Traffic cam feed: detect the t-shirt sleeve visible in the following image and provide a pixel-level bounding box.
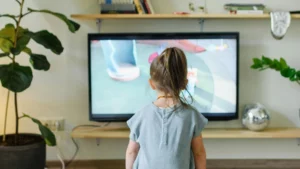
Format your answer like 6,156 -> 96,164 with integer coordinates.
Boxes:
193,111 -> 208,138
126,112 -> 142,142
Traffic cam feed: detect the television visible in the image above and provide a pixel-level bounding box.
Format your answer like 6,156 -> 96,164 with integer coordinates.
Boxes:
88,32 -> 239,122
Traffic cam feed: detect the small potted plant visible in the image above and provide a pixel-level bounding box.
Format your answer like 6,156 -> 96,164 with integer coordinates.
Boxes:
0,0 -> 80,169
188,0 -> 207,13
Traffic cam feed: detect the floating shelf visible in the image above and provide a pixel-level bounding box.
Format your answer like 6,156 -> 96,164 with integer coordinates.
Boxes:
70,14 -> 300,20
72,127 -> 300,139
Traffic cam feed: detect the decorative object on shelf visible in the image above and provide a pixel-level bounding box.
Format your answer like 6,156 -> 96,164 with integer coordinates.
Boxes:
270,11 -> 291,40
189,0 -> 207,13
224,3 -> 265,15
0,0 -> 80,169
242,103 -> 270,131
251,56 -> 300,85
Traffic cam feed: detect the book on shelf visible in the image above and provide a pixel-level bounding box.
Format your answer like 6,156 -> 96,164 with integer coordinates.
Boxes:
101,10 -> 138,14
100,4 -> 137,14
98,0 -> 133,4
145,0 -> 155,14
224,3 -> 265,11
133,0 -> 144,14
100,4 -> 136,11
230,10 -> 264,15
98,0 -> 155,14
140,0 -> 149,14
138,0 -> 155,14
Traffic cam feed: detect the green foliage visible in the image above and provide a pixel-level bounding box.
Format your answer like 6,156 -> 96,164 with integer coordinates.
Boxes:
188,2 -> 205,12
30,54 -> 50,71
22,114 -> 56,146
0,24 -> 16,41
27,30 -> 63,55
0,38 -> 13,53
0,63 -> 33,92
28,8 -> 80,33
0,0 -> 80,146
13,27 -> 31,55
251,56 -> 300,85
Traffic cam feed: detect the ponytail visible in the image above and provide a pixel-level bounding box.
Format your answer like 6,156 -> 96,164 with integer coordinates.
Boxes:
150,47 -> 193,107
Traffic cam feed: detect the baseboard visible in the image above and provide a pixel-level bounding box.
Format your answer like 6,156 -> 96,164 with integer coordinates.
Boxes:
47,159 -> 300,169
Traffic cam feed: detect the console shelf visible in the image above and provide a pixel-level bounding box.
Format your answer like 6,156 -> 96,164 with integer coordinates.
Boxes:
71,127 -> 300,139
71,14 -> 300,20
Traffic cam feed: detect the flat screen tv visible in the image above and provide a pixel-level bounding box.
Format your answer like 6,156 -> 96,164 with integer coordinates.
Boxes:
88,32 -> 239,122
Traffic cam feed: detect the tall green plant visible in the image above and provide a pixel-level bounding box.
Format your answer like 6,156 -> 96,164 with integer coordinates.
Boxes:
251,56 -> 300,85
0,0 -> 80,146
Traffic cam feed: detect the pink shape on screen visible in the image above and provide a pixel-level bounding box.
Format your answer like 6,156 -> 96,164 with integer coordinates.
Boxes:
148,52 -> 159,64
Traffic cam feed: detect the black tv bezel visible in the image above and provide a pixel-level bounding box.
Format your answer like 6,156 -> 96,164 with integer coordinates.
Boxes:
88,32 -> 239,122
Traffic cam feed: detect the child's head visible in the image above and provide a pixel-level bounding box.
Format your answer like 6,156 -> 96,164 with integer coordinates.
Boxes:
149,47 -> 191,104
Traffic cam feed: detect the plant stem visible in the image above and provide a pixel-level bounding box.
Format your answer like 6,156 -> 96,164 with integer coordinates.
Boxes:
0,14 -> 18,24
12,0 -> 25,144
259,66 -> 270,71
14,92 -> 19,144
2,90 -> 10,142
15,0 -> 21,5
19,11 -> 32,18
13,0 -> 25,54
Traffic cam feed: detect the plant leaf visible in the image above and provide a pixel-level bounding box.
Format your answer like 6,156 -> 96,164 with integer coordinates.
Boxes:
22,114 -> 57,146
0,24 -> 15,41
262,56 -> 272,65
280,58 -> 288,69
0,53 -> 9,58
280,68 -> 295,78
253,58 -> 261,65
30,54 -> 50,71
0,38 -> 13,53
0,24 -> 15,53
288,68 -> 296,77
273,59 -> 281,71
0,63 -> 33,92
251,58 -> 263,69
28,8 -> 80,33
280,68 -> 289,78
290,75 -> 297,81
22,47 -> 32,55
27,30 -> 64,55
251,64 -> 262,69
12,27 -> 31,55
296,71 -> 300,78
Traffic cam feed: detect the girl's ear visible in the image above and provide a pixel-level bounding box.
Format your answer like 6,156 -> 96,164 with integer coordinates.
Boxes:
149,79 -> 156,90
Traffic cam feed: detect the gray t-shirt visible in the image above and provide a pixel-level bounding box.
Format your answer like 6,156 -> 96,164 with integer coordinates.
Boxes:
127,103 -> 208,169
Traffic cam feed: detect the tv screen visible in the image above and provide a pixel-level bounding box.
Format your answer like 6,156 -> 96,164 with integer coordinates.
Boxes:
88,33 -> 239,121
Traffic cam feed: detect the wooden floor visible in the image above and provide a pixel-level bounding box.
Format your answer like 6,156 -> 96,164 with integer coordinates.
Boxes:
47,160 -> 300,169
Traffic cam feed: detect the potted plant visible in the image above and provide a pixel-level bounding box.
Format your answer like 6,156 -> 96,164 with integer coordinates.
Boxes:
0,0 -> 80,169
251,56 -> 300,85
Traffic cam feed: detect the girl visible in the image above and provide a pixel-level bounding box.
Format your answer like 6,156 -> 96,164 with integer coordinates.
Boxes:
126,47 -> 208,169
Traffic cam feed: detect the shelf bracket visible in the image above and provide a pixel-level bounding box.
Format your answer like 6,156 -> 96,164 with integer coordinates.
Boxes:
96,19 -> 102,32
96,138 -> 101,146
199,19 -> 205,32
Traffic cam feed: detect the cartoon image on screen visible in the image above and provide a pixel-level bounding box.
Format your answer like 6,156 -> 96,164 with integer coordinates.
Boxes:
90,38 -> 237,115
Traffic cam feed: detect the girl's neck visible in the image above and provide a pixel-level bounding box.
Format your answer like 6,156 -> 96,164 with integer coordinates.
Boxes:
154,93 -> 178,108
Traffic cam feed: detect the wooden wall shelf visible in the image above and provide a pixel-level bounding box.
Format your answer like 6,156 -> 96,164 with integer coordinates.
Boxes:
71,14 -> 300,20
72,127 -> 300,139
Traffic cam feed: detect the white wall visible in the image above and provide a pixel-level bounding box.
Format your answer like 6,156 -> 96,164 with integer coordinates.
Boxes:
0,0 -> 300,161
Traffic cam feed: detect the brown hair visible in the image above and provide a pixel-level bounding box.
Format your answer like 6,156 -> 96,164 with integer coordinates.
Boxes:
150,47 -> 192,106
